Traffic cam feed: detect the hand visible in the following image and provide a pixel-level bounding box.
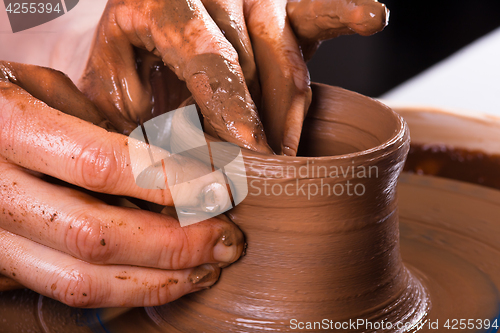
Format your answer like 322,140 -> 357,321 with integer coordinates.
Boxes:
0,61 -> 245,308
243,0 -> 388,155
78,0 -> 387,156
287,0 -> 389,60
78,0 -> 273,154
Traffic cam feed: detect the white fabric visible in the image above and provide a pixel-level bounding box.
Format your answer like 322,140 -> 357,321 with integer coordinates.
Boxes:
0,0 -> 106,82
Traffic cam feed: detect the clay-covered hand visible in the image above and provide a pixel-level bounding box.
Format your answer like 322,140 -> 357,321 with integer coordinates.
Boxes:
78,0 -> 273,154
78,0 -> 387,157
248,0 -> 389,155
0,61 -> 245,308
202,0 -> 388,156
287,0 -> 389,60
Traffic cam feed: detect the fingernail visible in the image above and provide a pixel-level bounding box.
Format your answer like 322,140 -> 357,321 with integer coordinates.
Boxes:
213,230 -> 242,263
200,183 -> 231,213
188,264 -> 220,289
213,241 -> 238,264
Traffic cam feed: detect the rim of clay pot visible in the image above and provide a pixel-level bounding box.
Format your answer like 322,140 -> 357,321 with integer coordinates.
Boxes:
239,83 -> 408,164
171,83 -> 409,180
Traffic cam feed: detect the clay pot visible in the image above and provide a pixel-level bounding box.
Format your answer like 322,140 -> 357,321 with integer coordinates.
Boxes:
142,84 -> 428,332
0,84 -> 429,332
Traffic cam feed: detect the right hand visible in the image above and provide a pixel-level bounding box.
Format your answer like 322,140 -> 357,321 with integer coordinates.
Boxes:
78,0 -> 388,156
0,61 -> 245,308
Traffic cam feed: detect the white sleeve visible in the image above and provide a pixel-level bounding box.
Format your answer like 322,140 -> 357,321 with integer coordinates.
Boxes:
0,0 -> 107,82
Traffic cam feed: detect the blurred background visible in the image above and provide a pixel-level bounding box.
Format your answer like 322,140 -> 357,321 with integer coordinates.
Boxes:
307,0 -> 500,97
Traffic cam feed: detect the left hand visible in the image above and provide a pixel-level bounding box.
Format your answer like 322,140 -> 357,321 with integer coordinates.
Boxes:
0,61 -> 245,306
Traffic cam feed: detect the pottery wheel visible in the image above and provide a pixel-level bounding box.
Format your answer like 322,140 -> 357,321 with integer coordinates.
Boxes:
397,173 -> 500,333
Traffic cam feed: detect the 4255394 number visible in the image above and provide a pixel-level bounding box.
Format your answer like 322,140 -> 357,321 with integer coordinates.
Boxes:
5,2 -> 62,14
444,319 -> 499,330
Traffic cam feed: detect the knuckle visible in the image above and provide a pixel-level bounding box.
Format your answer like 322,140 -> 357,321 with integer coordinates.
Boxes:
72,139 -> 122,192
183,24 -> 239,63
64,214 -> 114,264
162,228 -> 192,269
145,277 -> 179,306
289,60 -> 311,93
0,86 -> 21,154
53,268 -> 98,308
155,283 -> 175,305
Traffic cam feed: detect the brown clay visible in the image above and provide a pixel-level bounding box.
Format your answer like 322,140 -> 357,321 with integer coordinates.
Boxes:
135,84 -> 429,331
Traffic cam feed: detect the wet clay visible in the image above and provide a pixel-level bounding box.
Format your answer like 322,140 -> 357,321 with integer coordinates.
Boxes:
201,0 -> 261,104
183,53 -> 270,153
125,85 -> 500,332
133,84 -> 430,331
3,173 -> 500,332
100,174 -> 500,333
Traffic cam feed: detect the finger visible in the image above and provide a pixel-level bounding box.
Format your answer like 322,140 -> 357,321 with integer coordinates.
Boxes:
145,0 -> 272,153
287,0 -> 389,59
0,81 -> 227,209
0,61 -> 114,131
0,163 -> 244,269
138,49 -> 192,120
200,0 -> 261,104
245,0 -> 312,156
0,229 -> 220,307
78,2 -> 151,135
81,0 -> 272,153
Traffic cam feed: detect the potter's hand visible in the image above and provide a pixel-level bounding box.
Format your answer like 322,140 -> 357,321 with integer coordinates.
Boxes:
0,62 -> 244,308
78,0 -> 387,157
77,0 -> 312,156
195,0 -> 388,156
79,0 -> 273,154
251,0 -> 389,155
287,0 -> 389,60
